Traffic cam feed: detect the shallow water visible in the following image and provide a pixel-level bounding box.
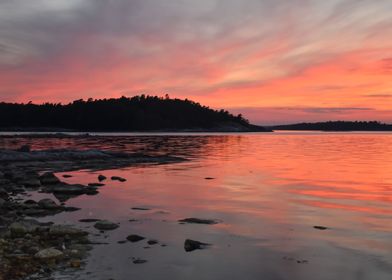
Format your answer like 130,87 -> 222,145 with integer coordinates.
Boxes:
3,132 -> 392,280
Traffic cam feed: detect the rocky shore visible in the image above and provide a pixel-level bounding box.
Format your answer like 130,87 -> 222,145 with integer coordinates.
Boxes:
0,147 -> 186,280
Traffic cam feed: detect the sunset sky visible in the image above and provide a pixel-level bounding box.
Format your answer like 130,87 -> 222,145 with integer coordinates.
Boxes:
0,0 -> 391,124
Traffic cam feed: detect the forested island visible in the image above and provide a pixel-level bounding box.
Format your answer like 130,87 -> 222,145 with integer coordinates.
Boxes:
0,95 -> 270,132
272,121 -> 392,131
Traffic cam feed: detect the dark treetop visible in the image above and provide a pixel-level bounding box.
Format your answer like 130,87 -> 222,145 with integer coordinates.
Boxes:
271,121 -> 392,131
0,95 -> 270,132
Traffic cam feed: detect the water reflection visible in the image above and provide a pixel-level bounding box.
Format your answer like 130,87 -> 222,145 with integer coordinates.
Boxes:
1,132 -> 392,279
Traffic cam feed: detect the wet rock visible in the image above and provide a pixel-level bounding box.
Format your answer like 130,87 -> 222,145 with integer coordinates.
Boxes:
88,183 -> 105,187
131,207 -> 150,211
35,248 -> 63,260
313,226 -> 328,230
133,258 -> 147,264
49,225 -> 88,237
98,175 -> 106,182
79,219 -> 101,223
179,218 -> 219,225
9,220 -> 40,237
63,206 -> 81,212
111,176 -> 126,182
0,188 -> 9,199
19,178 -> 41,188
184,239 -> 210,252
85,186 -> 99,195
147,239 -> 158,245
38,198 -> 59,209
23,199 -> 38,208
0,197 -> 5,207
39,172 -> 60,185
126,234 -> 145,242
69,259 -> 81,268
50,183 -> 86,195
93,220 -> 119,231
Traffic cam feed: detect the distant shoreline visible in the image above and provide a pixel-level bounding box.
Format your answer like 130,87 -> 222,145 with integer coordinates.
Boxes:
269,121 -> 392,132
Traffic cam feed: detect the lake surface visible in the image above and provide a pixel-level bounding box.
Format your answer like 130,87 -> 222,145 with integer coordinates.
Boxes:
2,132 -> 391,280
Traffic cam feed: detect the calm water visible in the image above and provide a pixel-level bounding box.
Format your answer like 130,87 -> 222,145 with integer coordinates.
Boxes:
2,132 -> 391,280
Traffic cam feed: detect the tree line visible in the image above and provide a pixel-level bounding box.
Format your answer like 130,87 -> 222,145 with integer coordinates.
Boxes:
0,95 -> 259,131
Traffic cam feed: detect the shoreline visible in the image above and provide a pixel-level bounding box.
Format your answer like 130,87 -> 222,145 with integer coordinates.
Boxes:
0,148 -> 186,279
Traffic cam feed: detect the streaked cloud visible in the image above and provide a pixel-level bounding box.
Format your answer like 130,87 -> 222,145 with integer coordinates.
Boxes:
0,0 -> 391,123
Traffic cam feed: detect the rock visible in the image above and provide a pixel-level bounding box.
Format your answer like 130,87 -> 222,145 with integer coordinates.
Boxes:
63,206 -> 81,212
85,186 -> 99,195
49,225 -> 88,237
133,258 -> 147,264
0,188 -> 9,198
69,259 -> 81,268
178,218 -> 218,225
313,226 -> 328,230
184,239 -> 210,252
126,234 -> 145,242
62,174 -> 72,178
117,240 -> 127,244
79,219 -> 101,223
147,239 -> 158,245
35,248 -> 63,260
111,176 -> 126,182
38,198 -> 59,209
23,199 -> 38,208
19,178 -> 41,188
51,183 -> 86,195
9,220 -> 40,237
93,220 -> 119,230
204,177 -> 215,180
131,207 -> 150,211
98,175 -> 106,182
39,172 -> 60,185
88,183 -> 105,187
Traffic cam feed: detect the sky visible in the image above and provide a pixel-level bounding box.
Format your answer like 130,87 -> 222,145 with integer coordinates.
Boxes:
0,0 -> 391,124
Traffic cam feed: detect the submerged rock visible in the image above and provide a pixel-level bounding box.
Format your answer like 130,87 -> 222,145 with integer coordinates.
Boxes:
79,219 -> 102,223
313,226 -> 328,230
184,239 -> 210,252
179,218 -> 219,225
131,207 -> 150,211
147,239 -> 158,245
93,220 -> 119,231
88,183 -> 105,187
111,176 -> 126,182
126,234 -> 145,242
133,258 -> 147,264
